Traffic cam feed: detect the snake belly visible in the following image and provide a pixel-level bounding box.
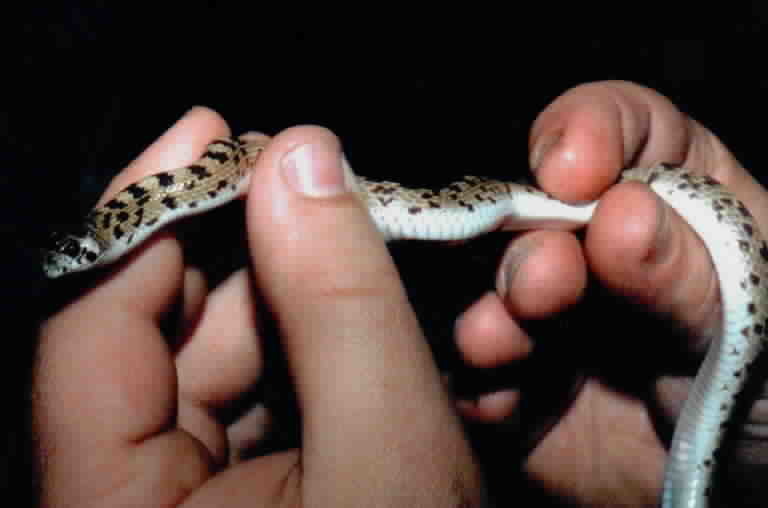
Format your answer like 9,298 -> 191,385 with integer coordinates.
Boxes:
42,136 -> 768,507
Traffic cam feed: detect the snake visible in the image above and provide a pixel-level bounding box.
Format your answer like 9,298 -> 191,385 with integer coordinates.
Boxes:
41,134 -> 768,507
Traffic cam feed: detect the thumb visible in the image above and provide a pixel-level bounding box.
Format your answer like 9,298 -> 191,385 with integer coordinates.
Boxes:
244,126 -> 482,505
586,181 -> 722,355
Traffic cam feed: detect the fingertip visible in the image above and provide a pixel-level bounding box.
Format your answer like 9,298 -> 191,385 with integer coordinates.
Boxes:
100,106 -> 232,203
455,292 -> 532,368
245,125 -> 390,288
498,231 -> 587,319
530,95 -> 627,201
585,182 -> 665,294
586,181 -> 721,344
529,80 -> 688,202
457,390 -> 519,422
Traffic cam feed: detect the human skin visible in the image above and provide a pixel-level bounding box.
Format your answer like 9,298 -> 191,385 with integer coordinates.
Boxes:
454,80 -> 768,506
34,110 -> 484,507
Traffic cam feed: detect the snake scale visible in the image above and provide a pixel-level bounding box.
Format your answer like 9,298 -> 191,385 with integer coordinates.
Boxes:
42,134 -> 768,508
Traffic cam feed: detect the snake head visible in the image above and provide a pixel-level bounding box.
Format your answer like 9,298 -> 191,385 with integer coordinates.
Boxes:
42,230 -> 103,278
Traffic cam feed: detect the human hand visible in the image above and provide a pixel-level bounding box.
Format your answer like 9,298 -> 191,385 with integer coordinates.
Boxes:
35,107 -> 483,507
454,80 -> 768,506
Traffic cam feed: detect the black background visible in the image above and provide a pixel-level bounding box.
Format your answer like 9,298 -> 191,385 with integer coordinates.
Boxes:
5,5 -> 768,506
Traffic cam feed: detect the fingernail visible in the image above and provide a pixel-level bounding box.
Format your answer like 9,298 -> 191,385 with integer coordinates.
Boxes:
530,131 -> 562,172
281,143 -> 353,197
648,194 -> 674,266
496,246 -> 527,299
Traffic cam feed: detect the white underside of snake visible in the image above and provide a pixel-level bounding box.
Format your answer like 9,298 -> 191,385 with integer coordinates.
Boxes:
43,135 -> 768,508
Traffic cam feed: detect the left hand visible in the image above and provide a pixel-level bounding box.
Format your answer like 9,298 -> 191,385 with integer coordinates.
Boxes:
454,80 -> 768,506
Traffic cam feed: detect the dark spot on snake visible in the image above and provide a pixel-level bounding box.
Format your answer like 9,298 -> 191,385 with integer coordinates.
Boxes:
761,242 -> 768,262
743,223 -> 754,237
680,172 -> 691,179
755,323 -> 764,336
712,201 -> 724,211
734,369 -> 743,378
748,303 -> 757,315
208,191 -> 218,199
702,175 -> 719,186
721,197 -> 733,206
101,212 -> 112,229
458,200 -> 475,212
182,181 -> 196,191
408,207 -> 422,215
647,172 -> 659,184
188,201 -> 198,208
211,138 -> 238,151
487,196 -> 496,204
448,183 -> 464,193
155,172 -> 175,187
217,180 -> 229,191
659,162 -> 677,170
188,164 -> 212,179
204,150 -> 229,164
113,224 -> 124,239
85,251 -> 98,262
146,217 -> 158,227
739,240 -> 750,252
742,327 -> 751,337
133,208 -> 144,227
421,192 -> 434,199
704,459 -> 713,468
161,196 -> 178,210
105,199 -> 128,210
691,182 -> 701,190
116,211 -> 130,223
677,183 -> 689,190
751,273 -> 760,286
378,197 -> 394,206
429,202 -> 440,208
136,195 -> 151,206
737,202 -> 751,218
125,183 -> 148,199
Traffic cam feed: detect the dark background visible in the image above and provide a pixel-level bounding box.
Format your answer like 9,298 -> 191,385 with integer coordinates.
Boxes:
5,5 -> 768,506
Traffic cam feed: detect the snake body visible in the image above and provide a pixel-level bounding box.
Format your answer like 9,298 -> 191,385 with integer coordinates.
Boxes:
42,135 -> 768,507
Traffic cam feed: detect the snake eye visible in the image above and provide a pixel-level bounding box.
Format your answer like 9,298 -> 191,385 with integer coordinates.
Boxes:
61,240 -> 81,259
